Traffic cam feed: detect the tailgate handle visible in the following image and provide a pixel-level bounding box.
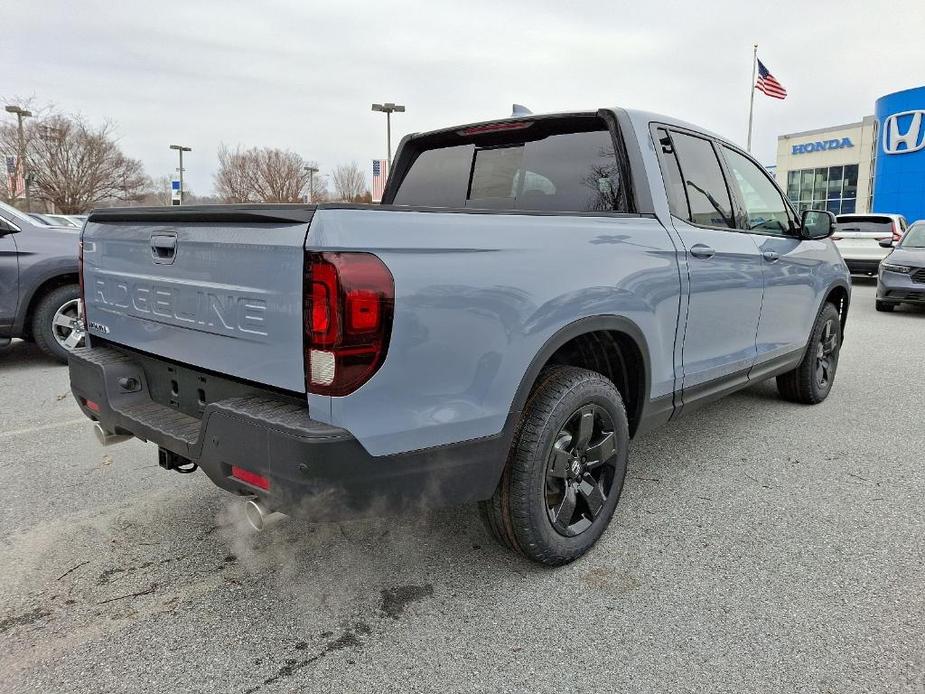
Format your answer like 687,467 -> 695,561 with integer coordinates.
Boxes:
151,233 -> 177,263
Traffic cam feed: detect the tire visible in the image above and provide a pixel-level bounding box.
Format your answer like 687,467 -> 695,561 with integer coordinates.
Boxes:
32,284 -> 85,363
479,366 -> 629,566
875,300 -> 895,312
776,302 -> 841,404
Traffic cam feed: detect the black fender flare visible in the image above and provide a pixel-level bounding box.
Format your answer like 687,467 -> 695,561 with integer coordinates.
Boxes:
505,314 -> 653,433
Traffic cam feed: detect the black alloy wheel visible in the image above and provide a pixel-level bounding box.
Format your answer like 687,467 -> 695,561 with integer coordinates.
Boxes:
479,366 -> 629,565
545,405 -> 618,537
815,317 -> 838,390
777,302 -> 841,404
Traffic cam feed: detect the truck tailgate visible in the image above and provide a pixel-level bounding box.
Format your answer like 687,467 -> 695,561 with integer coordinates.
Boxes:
81,206 -> 313,392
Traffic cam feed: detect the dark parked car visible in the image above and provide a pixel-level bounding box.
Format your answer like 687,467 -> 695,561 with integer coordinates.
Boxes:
29,213 -> 81,228
0,201 -> 84,361
877,221 -> 925,311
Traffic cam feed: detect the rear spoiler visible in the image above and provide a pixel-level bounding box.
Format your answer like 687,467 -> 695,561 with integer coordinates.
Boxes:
87,204 -> 317,224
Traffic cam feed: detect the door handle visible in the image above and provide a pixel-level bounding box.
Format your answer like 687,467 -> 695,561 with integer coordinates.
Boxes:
150,233 -> 177,263
762,250 -> 780,263
689,244 -> 715,259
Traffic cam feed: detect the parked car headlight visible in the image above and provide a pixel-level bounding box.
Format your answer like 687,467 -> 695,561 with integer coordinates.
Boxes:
880,262 -> 912,274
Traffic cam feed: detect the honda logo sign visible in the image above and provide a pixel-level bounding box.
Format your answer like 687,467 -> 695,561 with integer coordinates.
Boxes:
882,110 -> 925,155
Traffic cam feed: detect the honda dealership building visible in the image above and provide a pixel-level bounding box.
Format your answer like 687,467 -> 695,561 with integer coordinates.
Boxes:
775,86 -> 925,222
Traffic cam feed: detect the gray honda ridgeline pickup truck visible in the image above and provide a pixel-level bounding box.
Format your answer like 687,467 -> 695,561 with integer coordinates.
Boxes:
69,108 -> 850,565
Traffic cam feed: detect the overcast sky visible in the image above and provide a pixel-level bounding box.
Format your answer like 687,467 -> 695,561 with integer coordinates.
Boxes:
4,0 -> 924,195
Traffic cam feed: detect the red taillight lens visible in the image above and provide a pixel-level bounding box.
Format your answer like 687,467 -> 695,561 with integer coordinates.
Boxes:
309,261 -> 338,346
230,465 -> 270,490
78,238 -> 85,318
304,252 -> 394,396
82,398 -> 100,412
892,222 -> 902,243
347,290 -> 380,331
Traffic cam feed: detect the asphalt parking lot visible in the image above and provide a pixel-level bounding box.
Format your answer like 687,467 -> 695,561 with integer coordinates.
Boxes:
1,280 -> 923,694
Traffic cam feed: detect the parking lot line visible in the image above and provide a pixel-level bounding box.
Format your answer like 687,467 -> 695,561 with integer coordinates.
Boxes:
0,418 -> 88,440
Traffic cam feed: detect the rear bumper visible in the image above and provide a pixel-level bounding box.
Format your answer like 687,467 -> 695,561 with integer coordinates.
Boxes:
845,258 -> 883,276
68,346 -> 505,519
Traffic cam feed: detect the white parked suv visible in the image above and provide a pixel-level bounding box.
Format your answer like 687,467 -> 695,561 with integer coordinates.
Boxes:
833,213 -> 908,275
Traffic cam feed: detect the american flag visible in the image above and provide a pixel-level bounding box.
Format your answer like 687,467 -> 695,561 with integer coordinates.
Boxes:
372,159 -> 388,203
5,155 -> 24,198
755,59 -> 787,100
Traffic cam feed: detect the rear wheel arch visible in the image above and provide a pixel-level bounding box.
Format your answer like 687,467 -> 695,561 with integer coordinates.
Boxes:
509,316 -> 651,438
822,282 -> 850,339
18,273 -> 80,336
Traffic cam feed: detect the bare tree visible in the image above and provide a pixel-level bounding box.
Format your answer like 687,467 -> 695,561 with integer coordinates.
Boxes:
331,162 -> 368,202
0,111 -> 146,213
142,175 -> 173,206
214,144 -> 314,203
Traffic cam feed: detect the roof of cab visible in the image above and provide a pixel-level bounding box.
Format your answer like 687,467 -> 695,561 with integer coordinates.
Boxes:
406,106 -> 737,150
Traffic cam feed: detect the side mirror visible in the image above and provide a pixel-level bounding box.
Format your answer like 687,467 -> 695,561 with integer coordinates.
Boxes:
878,238 -> 895,249
0,218 -> 20,235
801,209 -> 836,240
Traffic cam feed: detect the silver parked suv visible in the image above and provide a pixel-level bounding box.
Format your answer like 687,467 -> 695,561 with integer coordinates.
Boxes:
833,213 -> 908,275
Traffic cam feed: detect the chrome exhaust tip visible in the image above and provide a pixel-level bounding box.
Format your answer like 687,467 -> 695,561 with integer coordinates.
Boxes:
244,498 -> 286,532
93,422 -> 132,446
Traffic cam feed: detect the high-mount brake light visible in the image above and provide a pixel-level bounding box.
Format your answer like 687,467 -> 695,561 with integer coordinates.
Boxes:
458,121 -> 533,136
304,252 -> 394,396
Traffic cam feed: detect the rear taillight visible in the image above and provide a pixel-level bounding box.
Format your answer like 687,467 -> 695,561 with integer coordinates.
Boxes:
304,252 -> 394,396
78,238 -> 85,316
892,222 -> 903,243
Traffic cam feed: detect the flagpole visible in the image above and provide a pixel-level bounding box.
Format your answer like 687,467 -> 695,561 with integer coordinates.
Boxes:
746,43 -> 758,152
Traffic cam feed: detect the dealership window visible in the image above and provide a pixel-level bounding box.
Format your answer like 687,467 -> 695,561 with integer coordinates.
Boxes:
786,164 -> 857,214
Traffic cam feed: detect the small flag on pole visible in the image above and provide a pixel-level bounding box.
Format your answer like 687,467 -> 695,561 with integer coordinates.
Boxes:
755,59 -> 787,100
372,159 -> 388,203
5,155 -> 24,198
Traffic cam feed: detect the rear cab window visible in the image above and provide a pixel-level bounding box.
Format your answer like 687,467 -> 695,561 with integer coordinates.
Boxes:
390,116 -> 629,213
834,216 -> 895,234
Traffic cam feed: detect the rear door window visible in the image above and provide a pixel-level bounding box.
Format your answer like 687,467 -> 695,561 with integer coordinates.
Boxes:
668,131 -> 734,228
834,216 -> 895,234
392,122 -> 626,213
652,127 -> 691,220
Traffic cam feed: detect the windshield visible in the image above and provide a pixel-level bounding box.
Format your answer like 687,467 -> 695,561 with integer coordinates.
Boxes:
900,223 -> 925,248
834,215 -> 894,233
0,200 -> 38,225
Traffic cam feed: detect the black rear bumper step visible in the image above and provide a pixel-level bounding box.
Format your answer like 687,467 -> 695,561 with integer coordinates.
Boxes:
68,346 -> 505,520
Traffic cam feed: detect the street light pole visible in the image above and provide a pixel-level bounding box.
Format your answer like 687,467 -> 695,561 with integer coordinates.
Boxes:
169,144 -> 192,205
371,102 -> 405,173
304,163 -> 319,203
5,105 -> 33,212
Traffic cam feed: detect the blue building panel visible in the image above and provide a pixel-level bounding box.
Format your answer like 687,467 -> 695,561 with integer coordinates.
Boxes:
873,86 -> 925,222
